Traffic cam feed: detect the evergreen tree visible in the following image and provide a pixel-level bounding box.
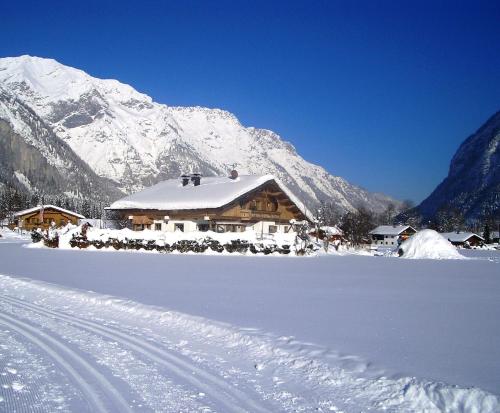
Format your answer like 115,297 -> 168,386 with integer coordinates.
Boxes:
81,200 -> 92,218
483,224 -> 491,244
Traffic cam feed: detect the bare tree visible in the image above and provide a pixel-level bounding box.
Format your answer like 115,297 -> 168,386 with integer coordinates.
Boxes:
340,207 -> 375,246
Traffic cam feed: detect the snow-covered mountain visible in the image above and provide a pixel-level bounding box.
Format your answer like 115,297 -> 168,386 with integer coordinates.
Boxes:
416,110 -> 500,221
0,85 -> 122,202
0,55 -> 397,212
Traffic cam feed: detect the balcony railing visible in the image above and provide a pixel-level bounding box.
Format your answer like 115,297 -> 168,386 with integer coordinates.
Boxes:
240,209 -> 281,220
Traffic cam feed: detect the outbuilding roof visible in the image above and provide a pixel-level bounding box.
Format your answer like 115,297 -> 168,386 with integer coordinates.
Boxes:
13,205 -> 85,219
369,225 -> 416,236
109,174 -> 313,220
320,225 -> 343,235
441,232 -> 484,243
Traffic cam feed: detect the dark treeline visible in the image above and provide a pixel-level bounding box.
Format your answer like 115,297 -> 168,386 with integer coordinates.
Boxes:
315,199 -> 499,245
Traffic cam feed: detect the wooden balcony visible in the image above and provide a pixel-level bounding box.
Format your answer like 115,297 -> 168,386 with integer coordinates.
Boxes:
240,209 -> 281,221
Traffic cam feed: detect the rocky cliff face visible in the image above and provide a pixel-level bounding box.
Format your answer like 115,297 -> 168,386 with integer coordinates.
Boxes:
0,55 -> 398,212
0,87 -> 122,201
417,111 -> 500,221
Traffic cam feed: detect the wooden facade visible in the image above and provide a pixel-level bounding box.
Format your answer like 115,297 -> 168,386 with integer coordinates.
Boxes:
448,234 -> 483,247
111,180 -> 309,232
399,228 -> 417,241
14,206 -> 83,231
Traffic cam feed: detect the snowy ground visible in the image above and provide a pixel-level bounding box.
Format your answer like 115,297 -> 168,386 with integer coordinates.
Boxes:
0,228 -> 499,412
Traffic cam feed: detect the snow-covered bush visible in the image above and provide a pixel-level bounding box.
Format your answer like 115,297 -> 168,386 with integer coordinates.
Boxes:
62,226 -> 311,255
30,229 -> 43,243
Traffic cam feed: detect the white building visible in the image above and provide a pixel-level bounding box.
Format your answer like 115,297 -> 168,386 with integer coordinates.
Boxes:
369,225 -> 417,246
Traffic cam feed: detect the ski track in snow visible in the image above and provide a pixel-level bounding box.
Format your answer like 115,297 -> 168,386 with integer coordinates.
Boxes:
0,273 -> 499,413
0,295 -> 268,413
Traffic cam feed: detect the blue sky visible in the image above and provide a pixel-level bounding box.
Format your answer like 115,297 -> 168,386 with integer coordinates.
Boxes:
1,0 -> 499,203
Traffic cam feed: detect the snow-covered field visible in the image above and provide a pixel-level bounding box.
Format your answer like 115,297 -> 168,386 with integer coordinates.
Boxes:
0,228 -> 499,412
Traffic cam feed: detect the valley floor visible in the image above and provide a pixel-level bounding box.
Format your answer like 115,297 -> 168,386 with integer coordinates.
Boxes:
0,229 -> 499,412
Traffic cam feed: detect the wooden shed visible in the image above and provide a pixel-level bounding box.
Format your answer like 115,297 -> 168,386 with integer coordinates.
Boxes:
440,232 -> 484,248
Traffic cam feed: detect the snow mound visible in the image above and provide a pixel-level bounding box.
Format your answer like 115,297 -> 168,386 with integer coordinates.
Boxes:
399,229 -> 466,260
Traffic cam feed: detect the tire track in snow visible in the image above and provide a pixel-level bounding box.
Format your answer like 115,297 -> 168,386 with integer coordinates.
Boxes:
1,294 -> 272,413
0,312 -> 133,413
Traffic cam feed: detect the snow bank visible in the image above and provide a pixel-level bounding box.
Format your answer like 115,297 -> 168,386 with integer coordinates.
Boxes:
399,229 -> 466,260
0,227 -> 31,243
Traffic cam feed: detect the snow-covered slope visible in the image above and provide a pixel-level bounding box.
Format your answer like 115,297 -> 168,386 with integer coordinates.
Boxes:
0,55 -> 398,212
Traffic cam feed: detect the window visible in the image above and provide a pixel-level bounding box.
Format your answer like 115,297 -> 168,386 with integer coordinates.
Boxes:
269,225 -> 277,233
250,200 -> 257,210
267,198 -> 278,212
174,223 -> 184,232
155,223 -> 162,231
198,223 -> 209,232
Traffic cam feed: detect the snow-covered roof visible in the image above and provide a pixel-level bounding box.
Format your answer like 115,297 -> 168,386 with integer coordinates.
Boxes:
440,232 -> 484,243
13,205 -> 85,219
369,225 -> 416,236
320,225 -> 343,235
109,174 -> 313,220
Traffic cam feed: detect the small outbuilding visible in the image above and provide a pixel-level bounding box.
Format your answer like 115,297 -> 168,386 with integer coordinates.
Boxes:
13,205 -> 85,231
440,232 -> 484,248
369,225 -> 417,246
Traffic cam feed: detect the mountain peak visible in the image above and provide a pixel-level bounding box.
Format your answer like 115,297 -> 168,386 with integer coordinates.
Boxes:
0,55 -> 152,109
0,55 -> 399,213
